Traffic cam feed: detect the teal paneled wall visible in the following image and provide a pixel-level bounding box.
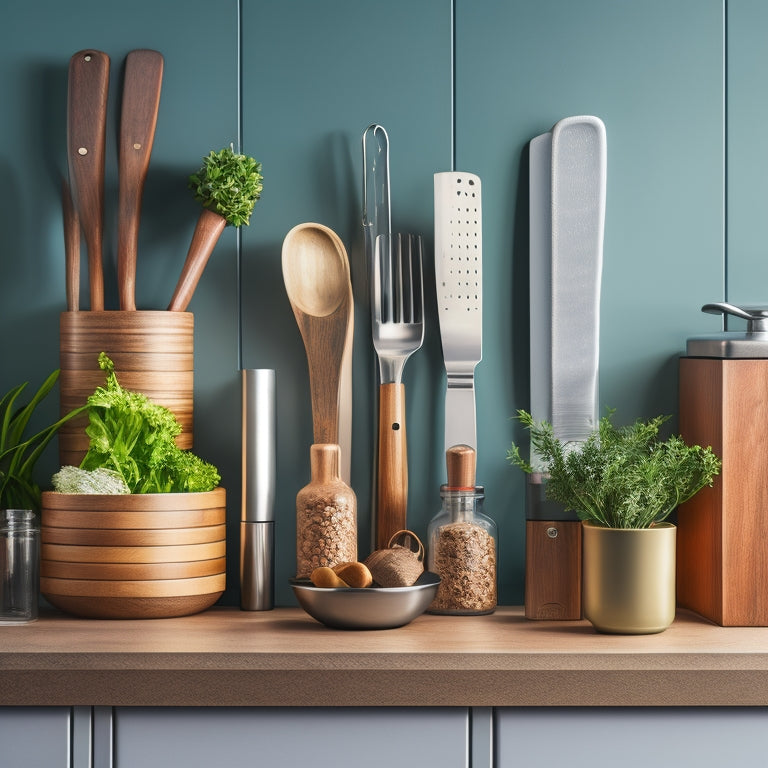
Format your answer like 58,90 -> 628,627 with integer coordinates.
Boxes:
727,0 -> 768,306
456,0 -> 724,599
0,1 -> 742,607
240,0 -> 452,601
0,0 -> 241,600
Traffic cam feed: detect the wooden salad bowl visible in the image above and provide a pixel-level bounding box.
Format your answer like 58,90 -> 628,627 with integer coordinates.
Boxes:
40,488 -> 226,619
41,557 -> 226,581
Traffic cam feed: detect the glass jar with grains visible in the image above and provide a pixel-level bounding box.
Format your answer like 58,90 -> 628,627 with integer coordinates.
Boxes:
427,445 -> 497,615
295,443 -> 357,579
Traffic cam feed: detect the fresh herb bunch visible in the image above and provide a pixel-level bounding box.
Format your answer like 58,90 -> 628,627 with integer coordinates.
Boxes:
507,409 -> 721,529
79,353 -> 220,494
188,146 -> 263,227
0,370 -> 84,511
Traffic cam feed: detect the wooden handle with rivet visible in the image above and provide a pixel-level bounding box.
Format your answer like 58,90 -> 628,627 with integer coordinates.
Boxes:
67,49 -> 109,311
377,382 -> 408,549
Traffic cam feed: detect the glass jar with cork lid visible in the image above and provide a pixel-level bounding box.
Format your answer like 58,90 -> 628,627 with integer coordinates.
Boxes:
427,444 -> 497,614
295,443 -> 357,579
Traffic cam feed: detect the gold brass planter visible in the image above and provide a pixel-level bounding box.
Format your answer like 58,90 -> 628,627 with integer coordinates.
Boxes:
582,521 -> 676,634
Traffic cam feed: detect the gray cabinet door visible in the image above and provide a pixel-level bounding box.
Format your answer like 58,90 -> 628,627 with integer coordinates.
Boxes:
114,707 -> 469,768
495,708 -> 768,767
0,707 -> 72,768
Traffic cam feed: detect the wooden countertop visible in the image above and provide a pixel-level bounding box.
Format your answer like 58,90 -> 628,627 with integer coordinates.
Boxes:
2,606 -> 768,707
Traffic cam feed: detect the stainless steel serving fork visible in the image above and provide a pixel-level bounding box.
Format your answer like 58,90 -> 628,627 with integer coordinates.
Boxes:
372,232 -> 424,549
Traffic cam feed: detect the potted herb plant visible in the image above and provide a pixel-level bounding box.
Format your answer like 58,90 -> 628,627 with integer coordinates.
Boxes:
508,410 -> 721,634
41,353 -> 226,619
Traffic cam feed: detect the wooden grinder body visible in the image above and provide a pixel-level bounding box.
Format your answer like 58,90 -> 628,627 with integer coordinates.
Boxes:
678,357 -> 768,626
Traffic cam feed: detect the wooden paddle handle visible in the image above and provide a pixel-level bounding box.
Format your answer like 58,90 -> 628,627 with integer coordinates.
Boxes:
67,49 -> 109,311
377,382 -> 408,549
168,207 -> 227,311
118,49 -> 164,310
61,178 -> 80,311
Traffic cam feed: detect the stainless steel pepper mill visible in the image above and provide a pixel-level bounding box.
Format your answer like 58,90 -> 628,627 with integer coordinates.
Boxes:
240,368 -> 276,610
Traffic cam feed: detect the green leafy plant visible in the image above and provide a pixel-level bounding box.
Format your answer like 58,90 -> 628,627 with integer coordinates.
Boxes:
0,370 -> 85,511
507,409 -> 721,529
78,353 -> 220,494
188,145 -> 263,227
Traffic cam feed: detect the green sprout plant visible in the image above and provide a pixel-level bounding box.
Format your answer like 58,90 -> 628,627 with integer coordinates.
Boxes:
0,370 -> 84,511
168,145 -> 263,311
507,409 -> 721,529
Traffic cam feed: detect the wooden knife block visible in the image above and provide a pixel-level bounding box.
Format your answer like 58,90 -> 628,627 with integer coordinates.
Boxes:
678,357 -> 768,626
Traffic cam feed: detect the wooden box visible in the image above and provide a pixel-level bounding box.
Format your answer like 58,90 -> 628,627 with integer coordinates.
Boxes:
677,357 -> 768,625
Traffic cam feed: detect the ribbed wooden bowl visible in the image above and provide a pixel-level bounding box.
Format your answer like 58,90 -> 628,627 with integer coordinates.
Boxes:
40,488 -> 226,619
58,310 -> 194,467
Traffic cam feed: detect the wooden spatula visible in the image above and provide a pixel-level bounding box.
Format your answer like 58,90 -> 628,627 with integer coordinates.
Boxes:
117,49 -> 164,310
67,49 -> 109,311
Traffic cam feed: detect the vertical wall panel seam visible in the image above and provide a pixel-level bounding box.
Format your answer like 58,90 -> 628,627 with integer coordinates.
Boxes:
237,0 -> 244,368
723,0 -> 729,305
451,0 -> 456,170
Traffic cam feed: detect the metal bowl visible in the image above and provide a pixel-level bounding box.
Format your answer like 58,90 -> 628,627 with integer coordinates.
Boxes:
290,571 -> 440,629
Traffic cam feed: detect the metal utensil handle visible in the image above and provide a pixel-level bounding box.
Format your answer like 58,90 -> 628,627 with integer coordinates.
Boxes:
702,302 -> 768,332
363,124 -> 391,276
550,116 -> 606,443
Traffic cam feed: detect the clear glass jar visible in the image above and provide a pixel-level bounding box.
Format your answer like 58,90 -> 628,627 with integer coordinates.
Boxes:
295,444 -> 357,579
427,486 -> 497,614
0,509 -> 39,624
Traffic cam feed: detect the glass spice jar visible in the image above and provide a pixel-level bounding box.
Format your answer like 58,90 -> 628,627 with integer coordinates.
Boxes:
427,445 -> 497,615
295,443 -> 357,579
0,509 -> 40,624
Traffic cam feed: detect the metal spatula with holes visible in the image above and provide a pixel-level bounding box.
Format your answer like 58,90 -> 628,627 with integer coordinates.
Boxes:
434,171 -> 483,454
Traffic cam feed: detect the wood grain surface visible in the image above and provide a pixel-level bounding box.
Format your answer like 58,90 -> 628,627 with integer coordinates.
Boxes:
1,607 -> 767,707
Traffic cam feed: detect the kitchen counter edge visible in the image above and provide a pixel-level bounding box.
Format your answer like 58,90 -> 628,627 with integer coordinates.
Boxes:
2,606 -> 767,708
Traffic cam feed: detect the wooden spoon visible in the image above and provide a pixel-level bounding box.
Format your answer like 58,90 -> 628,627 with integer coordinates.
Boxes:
281,223 -> 353,445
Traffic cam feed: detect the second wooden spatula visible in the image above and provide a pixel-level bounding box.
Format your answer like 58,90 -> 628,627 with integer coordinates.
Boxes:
117,49 -> 163,310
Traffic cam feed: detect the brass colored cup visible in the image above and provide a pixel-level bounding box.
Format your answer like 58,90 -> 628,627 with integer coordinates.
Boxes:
582,521 -> 676,634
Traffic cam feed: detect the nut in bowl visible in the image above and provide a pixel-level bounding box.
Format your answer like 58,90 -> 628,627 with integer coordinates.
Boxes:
290,571 -> 440,630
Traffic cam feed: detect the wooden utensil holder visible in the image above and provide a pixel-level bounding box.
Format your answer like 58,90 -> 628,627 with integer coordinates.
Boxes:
58,311 -> 194,466
678,357 -> 768,626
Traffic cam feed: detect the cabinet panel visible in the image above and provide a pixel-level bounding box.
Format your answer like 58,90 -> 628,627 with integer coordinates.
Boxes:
0,707 -> 72,768
495,708 -> 768,767
114,707 -> 468,768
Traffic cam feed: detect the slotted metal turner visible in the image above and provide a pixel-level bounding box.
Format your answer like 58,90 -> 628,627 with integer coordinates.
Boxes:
434,171 -> 483,453
372,232 -> 424,549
